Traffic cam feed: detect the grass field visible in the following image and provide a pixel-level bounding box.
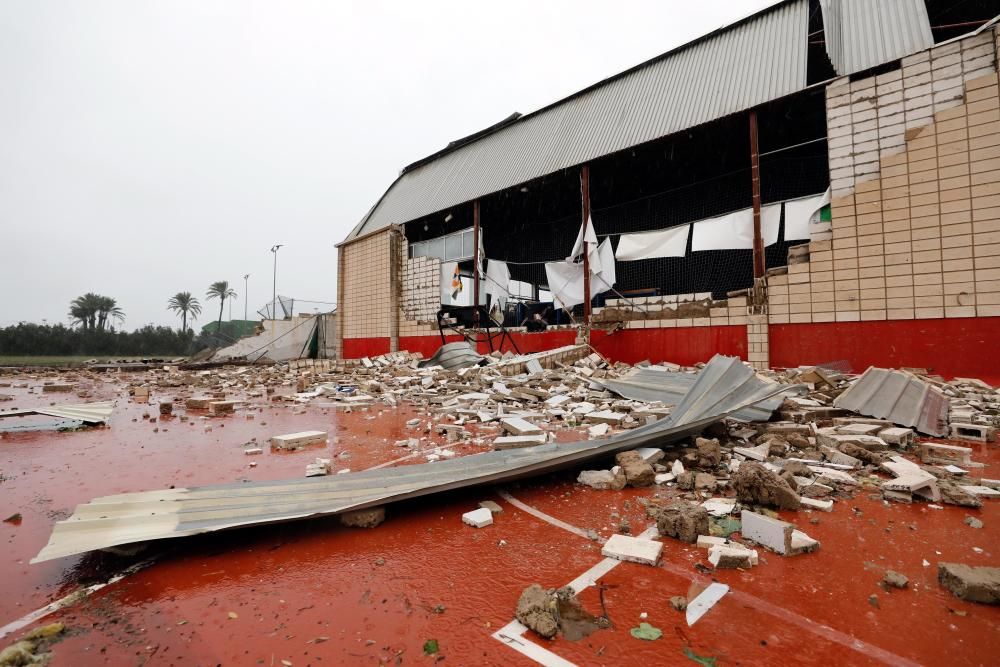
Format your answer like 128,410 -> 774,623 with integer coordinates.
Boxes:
0,356 -> 160,367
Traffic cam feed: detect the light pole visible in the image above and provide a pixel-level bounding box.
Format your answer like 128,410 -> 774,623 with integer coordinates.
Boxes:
270,244 -> 283,319
243,274 -> 250,321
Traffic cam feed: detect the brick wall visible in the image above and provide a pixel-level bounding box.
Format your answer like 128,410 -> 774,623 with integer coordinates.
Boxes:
769,28 -> 1000,325
400,255 -> 441,324
339,228 -> 393,340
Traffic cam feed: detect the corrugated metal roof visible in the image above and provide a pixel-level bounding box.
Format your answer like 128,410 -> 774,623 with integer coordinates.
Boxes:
820,0 -> 934,76
32,355 -> 792,562
0,401 -> 114,425
832,367 -> 949,436
600,366 -> 805,422
348,0 -> 811,240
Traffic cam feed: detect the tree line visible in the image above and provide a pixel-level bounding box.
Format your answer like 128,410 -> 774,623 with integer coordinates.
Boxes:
0,281 -> 247,357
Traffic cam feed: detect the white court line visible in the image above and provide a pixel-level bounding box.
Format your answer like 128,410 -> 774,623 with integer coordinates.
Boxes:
491,620 -> 577,667
496,490 -> 593,540
0,557 -> 157,639
490,490 -> 662,667
491,492 -> 920,667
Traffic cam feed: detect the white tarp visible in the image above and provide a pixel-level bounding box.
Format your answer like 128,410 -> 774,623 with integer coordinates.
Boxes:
592,238 -> 617,293
546,238 -> 617,312
484,259 -> 510,309
762,203 -> 781,246
690,206 -> 782,251
545,260 -> 585,311
691,209 -> 754,251
615,225 -> 689,260
569,214 -> 598,261
784,188 -> 830,240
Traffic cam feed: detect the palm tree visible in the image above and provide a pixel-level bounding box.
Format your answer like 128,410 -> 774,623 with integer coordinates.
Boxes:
206,281 -> 237,333
69,293 -> 102,330
167,292 -> 202,332
95,296 -> 125,331
69,293 -> 123,331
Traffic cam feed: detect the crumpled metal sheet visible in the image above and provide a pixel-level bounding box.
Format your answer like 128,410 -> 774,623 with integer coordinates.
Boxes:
833,367 -> 949,436
32,355 -> 789,563
602,362 -> 803,423
418,341 -> 485,370
0,401 -> 114,425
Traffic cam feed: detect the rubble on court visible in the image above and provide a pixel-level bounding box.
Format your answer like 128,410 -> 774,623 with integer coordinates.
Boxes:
338,507 -> 385,529
462,508 -> 494,528
601,534 -> 663,565
937,563 -> 1000,605
514,584 -> 608,640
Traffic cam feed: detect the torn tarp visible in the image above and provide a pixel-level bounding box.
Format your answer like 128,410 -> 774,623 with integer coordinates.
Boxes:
32,355 -> 792,563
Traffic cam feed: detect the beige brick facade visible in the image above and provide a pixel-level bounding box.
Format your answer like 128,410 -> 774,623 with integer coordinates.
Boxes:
338,228 -> 393,340
769,29 -> 1000,325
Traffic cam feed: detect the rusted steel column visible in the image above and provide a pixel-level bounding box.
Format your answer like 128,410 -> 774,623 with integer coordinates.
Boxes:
749,110 -> 765,279
581,165 -> 592,325
473,199 -> 481,327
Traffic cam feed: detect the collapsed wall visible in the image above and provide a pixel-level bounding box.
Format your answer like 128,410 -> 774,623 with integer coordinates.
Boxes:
335,28 -> 1000,377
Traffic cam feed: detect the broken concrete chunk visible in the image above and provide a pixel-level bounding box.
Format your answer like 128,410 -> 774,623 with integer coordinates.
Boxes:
515,585 -> 558,638
656,501 -> 709,543
500,417 -> 542,436
883,570 -> 909,589
587,423 -> 609,439
799,497 -> 833,512
732,462 -> 801,510
577,469 -> 626,491
695,437 -> 721,467
461,507 -> 493,528
615,451 -> 655,487
493,434 -> 547,450
708,544 -> 757,569
938,563 -> 1000,604
601,533 -> 662,566
339,507 -> 385,529
741,510 -> 794,554
270,430 -> 328,450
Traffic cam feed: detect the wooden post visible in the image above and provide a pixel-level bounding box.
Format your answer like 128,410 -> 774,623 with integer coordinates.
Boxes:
749,110 -> 765,279
581,165 -> 592,326
473,199 -> 481,327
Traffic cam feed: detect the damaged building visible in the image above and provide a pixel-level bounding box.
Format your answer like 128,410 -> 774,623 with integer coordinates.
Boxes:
335,0 -> 1000,378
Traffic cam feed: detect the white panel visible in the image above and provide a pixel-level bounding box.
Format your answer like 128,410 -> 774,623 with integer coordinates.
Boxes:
784,189 -> 830,240
691,208 -> 754,251
616,224 -> 690,260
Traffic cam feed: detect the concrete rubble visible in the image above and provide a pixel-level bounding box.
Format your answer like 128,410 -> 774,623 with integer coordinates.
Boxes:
7,350 -> 1000,628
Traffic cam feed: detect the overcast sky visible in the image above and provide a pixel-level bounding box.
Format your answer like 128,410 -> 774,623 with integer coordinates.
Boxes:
1,0 -> 775,330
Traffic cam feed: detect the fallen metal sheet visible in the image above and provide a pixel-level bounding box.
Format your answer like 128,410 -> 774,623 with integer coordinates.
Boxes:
601,365 -> 804,423
833,367 -> 948,436
418,341 -> 485,370
0,401 -> 114,425
32,355 -> 788,562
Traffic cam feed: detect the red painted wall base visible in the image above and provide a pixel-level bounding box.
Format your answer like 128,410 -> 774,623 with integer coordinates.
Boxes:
344,325 -> 748,367
769,317 -> 999,381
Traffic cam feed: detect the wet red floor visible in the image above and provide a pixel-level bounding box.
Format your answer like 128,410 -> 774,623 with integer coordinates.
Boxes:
1,372 -> 998,665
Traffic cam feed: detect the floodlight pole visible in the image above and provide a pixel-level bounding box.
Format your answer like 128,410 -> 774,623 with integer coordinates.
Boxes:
243,274 -> 250,321
270,245 -> 283,319
581,165 -> 592,328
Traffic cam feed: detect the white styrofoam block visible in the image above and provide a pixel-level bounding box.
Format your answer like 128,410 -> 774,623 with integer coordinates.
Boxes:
601,534 -> 663,566
462,508 -> 494,528
740,510 -> 793,554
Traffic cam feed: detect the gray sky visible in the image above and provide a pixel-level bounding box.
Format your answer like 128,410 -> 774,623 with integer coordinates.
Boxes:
1,0 -> 774,329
